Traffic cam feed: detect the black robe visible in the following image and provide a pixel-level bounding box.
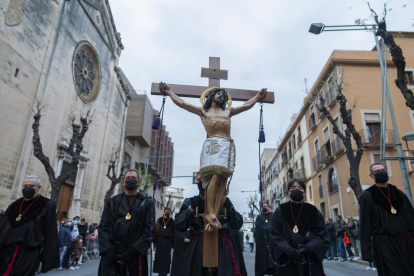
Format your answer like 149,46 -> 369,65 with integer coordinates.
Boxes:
175,196 -> 247,276
270,202 -> 330,276
360,184 -> 414,276
0,196 -> 60,276
254,212 -> 276,276
153,216 -> 175,274
98,193 -> 155,276
171,229 -> 190,276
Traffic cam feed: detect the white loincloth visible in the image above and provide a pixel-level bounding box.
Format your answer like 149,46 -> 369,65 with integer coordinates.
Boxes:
199,136 -> 236,184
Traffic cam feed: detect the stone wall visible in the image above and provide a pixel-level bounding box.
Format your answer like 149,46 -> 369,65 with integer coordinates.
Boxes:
0,0 -> 128,222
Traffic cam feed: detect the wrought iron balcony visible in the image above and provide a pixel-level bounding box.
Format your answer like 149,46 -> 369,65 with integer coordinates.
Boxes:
320,144 -> 334,165
326,87 -> 337,108
313,152 -> 323,171
297,133 -> 302,145
293,168 -> 304,179
331,136 -> 345,156
359,129 -> 395,148
309,114 -> 317,131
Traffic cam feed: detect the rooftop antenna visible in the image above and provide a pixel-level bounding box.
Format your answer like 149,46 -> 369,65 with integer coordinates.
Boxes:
303,78 -> 309,95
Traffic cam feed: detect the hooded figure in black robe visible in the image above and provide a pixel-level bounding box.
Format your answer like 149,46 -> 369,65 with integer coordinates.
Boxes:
98,170 -> 155,276
360,163 -> 414,276
254,203 -> 276,276
0,176 -> 59,276
153,208 -> 175,276
270,179 -> 330,276
175,178 -> 246,276
171,226 -> 191,276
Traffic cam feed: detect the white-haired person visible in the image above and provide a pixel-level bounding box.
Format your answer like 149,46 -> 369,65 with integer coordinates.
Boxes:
0,175 -> 59,275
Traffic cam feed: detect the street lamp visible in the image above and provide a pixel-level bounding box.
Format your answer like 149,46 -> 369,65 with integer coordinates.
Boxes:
308,23 -> 375,35
308,22 -> 414,204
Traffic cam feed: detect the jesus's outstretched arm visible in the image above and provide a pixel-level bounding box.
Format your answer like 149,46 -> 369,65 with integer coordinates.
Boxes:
230,88 -> 267,117
159,82 -> 203,116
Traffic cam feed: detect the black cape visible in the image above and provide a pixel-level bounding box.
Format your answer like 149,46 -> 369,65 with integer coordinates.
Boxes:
171,229 -> 191,276
270,202 -> 330,276
0,196 -> 60,275
360,184 -> 414,276
175,196 -> 247,276
254,212 -> 277,275
153,216 -> 175,274
98,193 -> 155,276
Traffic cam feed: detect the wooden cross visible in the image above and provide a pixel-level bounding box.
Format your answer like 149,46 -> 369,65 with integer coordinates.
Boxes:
151,57 -> 275,103
151,57 -> 274,268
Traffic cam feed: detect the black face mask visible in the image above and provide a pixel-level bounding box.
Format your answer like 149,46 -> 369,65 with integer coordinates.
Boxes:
374,171 -> 389,184
262,207 -> 268,213
125,179 -> 138,191
22,187 -> 36,199
165,212 -> 171,218
290,189 -> 304,202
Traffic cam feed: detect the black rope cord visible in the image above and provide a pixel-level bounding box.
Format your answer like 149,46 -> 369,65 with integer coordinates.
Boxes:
257,103 -> 312,274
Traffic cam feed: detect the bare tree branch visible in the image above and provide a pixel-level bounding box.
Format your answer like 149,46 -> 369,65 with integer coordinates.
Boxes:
368,3 -> 414,110
32,104 -> 92,203
316,73 -> 364,200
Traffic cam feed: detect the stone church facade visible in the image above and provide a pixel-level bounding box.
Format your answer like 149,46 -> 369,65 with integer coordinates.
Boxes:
0,0 -> 130,222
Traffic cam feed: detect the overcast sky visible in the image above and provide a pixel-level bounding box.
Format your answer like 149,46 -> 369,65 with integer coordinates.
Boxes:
110,0 -> 413,216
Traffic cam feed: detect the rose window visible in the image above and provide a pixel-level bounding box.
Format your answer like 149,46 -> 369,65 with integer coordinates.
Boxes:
72,43 -> 101,103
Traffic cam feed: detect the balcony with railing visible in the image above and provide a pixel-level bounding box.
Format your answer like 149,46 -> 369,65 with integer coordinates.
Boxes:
318,105 -> 326,120
331,136 -> 345,156
297,133 -> 302,145
320,144 -> 333,165
319,185 -> 324,199
312,152 -> 323,171
359,128 -> 395,148
326,87 -> 337,107
309,114 -> 317,132
293,168 -> 304,179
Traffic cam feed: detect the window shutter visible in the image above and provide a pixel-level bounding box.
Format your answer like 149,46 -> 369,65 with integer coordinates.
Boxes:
365,113 -> 380,123
323,128 -> 330,142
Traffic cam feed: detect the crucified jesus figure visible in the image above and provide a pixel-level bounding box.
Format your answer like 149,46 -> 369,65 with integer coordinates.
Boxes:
159,83 -> 266,231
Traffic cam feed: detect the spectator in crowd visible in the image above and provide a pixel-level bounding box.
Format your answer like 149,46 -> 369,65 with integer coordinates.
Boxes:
69,235 -> 85,270
246,229 -> 254,252
88,222 -> 96,235
78,218 -> 88,246
62,216 -> 80,269
343,231 -> 355,261
325,218 -> 337,260
57,218 -> 72,271
335,215 -> 347,261
70,216 -> 80,241
77,218 -> 88,265
345,216 -> 360,261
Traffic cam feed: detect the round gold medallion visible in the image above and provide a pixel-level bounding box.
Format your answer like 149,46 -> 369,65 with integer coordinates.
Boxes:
16,214 -> 22,221
293,226 -> 299,233
125,212 -> 131,220
163,226 -> 166,229
391,207 -> 397,214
